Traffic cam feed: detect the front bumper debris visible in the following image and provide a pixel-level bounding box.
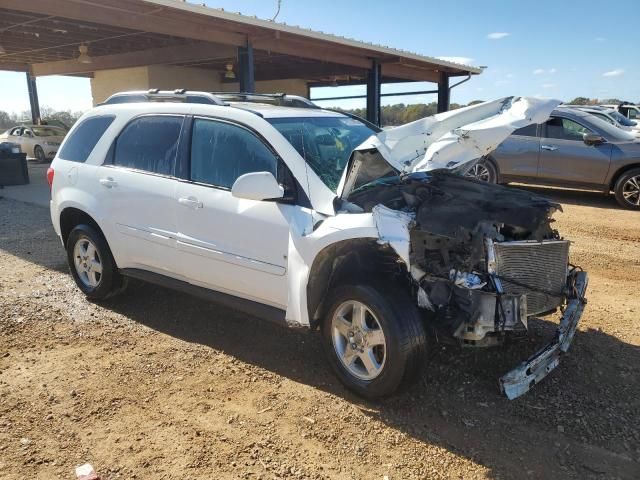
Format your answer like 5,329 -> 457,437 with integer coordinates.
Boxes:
499,271 -> 588,400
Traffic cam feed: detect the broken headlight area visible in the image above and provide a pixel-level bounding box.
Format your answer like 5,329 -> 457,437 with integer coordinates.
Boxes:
345,170 -> 575,347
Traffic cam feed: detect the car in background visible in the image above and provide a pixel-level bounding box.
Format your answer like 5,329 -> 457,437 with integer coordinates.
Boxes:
468,107 -> 640,209
0,124 -> 66,162
565,105 -> 640,136
601,103 -> 640,122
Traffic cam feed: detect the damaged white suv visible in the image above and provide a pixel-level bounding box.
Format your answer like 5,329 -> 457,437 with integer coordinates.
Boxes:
49,93 -> 588,399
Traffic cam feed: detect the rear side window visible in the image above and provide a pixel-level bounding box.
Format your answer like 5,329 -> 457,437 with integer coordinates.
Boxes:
58,115 -> 114,162
512,124 -> 538,137
114,115 -> 183,175
190,118 -> 278,188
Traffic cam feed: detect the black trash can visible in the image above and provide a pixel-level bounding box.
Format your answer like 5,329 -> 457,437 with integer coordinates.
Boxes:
0,143 -> 29,186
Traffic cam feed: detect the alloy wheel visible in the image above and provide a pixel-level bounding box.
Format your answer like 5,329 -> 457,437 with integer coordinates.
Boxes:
465,163 -> 491,182
331,300 -> 387,380
73,237 -> 103,288
622,175 -> 640,206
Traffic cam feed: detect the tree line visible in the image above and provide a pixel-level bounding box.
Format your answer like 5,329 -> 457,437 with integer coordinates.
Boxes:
339,97 -> 638,126
1,97 -> 636,131
0,106 -> 84,131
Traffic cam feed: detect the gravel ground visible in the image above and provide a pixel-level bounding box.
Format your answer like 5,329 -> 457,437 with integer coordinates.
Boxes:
0,186 -> 639,480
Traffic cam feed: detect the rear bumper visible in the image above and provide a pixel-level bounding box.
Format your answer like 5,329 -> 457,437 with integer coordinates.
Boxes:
499,270 -> 588,400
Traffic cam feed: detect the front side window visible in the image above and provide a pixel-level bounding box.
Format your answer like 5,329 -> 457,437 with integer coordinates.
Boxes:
190,118 -> 278,188
59,115 -> 115,163
114,116 -> 183,175
268,116 -> 376,191
545,117 -> 592,141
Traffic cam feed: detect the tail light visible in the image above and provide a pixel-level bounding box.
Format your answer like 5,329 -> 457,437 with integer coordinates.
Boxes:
46,167 -> 55,191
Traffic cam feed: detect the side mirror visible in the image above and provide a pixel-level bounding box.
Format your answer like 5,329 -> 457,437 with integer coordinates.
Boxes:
231,171 -> 284,201
583,133 -> 605,146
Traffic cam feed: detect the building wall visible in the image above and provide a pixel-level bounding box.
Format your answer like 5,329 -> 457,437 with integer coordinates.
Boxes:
146,65 -> 222,92
90,65 -> 309,104
90,67 -> 149,105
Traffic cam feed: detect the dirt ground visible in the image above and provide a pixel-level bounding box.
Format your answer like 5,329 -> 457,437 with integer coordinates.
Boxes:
1,186 -> 638,480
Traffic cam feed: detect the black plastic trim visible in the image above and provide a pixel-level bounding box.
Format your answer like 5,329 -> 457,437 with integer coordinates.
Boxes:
120,268 -> 288,326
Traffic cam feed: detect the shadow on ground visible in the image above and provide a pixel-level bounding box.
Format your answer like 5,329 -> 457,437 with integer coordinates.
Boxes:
508,183 -> 623,209
1,198 -> 638,479
98,279 -> 639,479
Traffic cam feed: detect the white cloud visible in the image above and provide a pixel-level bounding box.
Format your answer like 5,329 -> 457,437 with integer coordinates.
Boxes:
487,32 -> 509,40
542,83 -> 556,89
595,37 -> 606,42
436,56 -> 474,65
506,73 -> 515,79
533,68 -> 556,75
602,69 -> 624,77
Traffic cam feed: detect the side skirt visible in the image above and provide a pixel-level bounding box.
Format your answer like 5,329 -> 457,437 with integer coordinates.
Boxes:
120,268 -> 288,327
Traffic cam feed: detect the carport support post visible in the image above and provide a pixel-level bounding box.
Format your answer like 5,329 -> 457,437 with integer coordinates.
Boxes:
238,43 -> 255,93
366,59 -> 381,126
26,72 -> 41,125
437,71 -> 450,113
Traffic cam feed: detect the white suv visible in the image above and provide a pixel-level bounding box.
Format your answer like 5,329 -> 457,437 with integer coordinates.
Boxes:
49,93 -> 588,399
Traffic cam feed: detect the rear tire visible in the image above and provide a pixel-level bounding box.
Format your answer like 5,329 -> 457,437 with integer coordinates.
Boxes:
66,224 -> 126,300
613,168 -> 640,209
321,282 -> 427,398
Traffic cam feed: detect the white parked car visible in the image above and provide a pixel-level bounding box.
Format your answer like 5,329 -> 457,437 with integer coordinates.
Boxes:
48,92 -> 588,399
0,124 -> 66,161
568,106 -> 640,137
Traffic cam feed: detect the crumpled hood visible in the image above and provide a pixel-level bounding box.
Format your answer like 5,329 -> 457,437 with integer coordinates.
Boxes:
339,96 -> 560,199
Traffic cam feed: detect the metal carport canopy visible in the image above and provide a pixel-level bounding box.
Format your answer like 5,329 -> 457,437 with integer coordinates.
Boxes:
0,0 -> 482,123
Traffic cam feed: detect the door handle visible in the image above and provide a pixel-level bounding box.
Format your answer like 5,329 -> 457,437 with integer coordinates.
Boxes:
99,177 -> 118,188
178,196 -> 203,209
541,145 -> 558,151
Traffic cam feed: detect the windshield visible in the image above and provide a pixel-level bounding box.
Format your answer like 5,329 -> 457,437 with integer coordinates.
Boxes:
608,110 -> 636,127
31,126 -> 65,137
268,116 -> 376,191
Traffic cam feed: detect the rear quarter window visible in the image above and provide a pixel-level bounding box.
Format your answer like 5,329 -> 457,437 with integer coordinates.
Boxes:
58,115 -> 115,162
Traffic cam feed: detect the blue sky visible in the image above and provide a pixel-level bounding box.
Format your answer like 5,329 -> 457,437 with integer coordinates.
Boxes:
1,0 -> 638,114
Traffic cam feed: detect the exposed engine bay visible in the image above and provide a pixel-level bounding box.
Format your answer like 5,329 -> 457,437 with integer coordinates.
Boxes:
343,169 -> 570,346
327,96 -> 589,398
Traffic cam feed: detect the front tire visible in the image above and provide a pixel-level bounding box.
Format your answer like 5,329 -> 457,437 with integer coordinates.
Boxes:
466,158 -> 498,183
321,283 -> 427,398
33,145 -> 46,163
614,168 -> 640,209
66,224 -> 126,300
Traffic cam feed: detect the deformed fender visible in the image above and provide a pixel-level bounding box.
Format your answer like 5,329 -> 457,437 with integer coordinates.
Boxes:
284,212 -> 381,327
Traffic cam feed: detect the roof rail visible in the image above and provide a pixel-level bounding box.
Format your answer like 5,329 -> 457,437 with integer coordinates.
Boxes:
101,90 -> 226,106
211,92 -> 319,108
100,89 -> 322,109
211,91 -> 287,98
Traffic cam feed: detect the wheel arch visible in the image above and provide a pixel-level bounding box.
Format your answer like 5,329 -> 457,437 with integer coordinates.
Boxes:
59,207 -> 105,248
306,238 -> 409,329
609,162 -> 640,191
483,154 -> 501,181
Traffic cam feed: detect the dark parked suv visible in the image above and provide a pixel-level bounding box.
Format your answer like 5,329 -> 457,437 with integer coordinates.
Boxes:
469,107 -> 640,209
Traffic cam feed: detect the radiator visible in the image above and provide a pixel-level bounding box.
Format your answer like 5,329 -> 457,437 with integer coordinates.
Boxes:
493,240 -> 569,316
